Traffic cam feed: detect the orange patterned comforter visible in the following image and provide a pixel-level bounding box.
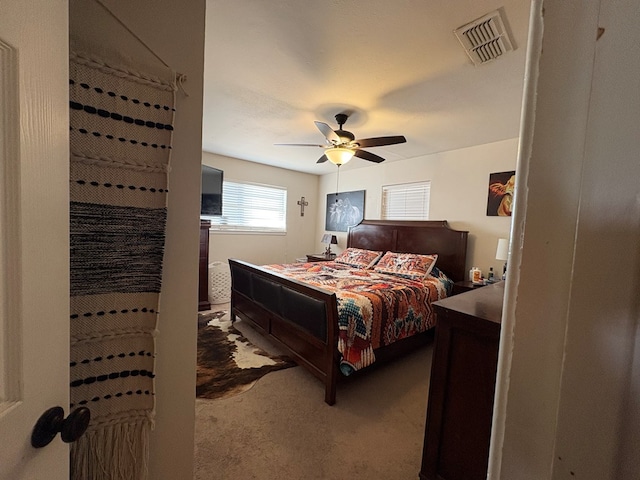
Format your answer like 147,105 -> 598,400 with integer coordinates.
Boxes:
262,261 -> 451,375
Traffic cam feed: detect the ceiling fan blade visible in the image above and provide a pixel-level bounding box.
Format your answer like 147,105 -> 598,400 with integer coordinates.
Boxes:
354,136 -> 407,148
314,121 -> 341,143
354,149 -> 385,163
274,143 -> 327,147
316,154 -> 329,163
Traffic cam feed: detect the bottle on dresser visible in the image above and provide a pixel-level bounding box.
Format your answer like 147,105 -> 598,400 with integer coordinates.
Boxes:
469,267 -> 482,283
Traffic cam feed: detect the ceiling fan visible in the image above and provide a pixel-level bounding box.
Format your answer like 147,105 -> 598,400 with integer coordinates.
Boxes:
276,113 -> 406,166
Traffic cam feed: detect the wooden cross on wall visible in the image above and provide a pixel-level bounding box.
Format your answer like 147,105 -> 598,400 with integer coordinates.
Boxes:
297,196 -> 309,216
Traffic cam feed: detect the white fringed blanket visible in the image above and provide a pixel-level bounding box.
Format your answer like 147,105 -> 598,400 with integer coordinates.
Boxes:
69,51 -> 174,480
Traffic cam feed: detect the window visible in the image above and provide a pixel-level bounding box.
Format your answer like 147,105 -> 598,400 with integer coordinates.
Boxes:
208,180 -> 287,233
381,181 -> 431,220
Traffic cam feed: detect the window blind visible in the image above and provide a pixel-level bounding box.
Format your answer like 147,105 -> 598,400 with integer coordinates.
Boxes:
208,180 -> 287,233
381,181 -> 431,220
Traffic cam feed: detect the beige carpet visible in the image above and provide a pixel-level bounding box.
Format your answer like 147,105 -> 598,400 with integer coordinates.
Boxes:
194,306 -> 434,480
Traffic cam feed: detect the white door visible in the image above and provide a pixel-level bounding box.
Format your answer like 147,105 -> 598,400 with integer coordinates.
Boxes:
0,0 -> 71,478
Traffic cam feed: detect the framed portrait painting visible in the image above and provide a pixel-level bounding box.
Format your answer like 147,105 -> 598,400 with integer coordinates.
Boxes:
325,190 -> 365,232
487,171 -> 515,216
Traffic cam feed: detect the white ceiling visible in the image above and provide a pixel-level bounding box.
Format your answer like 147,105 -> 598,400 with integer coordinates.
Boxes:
203,0 -> 531,175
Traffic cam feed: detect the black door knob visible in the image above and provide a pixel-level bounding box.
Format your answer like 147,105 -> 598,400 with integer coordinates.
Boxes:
31,406 -> 91,448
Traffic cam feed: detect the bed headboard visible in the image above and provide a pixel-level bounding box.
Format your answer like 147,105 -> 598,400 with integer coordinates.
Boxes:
346,220 -> 469,282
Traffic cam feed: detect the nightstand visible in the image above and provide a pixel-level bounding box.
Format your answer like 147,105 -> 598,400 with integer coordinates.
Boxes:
306,253 -> 336,262
452,280 -> 486,295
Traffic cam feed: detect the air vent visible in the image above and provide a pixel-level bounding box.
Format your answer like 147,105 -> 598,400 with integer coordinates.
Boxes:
454,10 -> 515,66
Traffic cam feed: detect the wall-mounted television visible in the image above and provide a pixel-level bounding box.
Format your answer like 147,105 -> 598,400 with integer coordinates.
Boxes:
201,165 -> 223,216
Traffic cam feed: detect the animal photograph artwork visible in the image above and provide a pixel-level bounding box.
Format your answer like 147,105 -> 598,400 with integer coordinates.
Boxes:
487,171 -> 516,216
325,190 -> 365,232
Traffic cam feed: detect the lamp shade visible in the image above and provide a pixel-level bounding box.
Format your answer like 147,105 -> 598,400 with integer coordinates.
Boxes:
325,147 -> 355,165
321,234 -> 339,245
496,238 -> 509,261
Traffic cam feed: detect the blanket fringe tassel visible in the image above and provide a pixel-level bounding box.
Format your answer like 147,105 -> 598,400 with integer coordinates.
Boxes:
71,418 -> 151,480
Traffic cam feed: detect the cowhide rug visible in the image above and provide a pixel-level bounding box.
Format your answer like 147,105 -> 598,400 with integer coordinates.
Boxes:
197,311 -> 296,400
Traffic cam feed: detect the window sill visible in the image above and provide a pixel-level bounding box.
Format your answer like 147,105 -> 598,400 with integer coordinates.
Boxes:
209,228 -> 286,236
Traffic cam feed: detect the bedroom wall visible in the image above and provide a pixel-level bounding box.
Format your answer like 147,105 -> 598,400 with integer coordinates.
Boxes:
316,138 -> 518,276
202,151 -> 320,265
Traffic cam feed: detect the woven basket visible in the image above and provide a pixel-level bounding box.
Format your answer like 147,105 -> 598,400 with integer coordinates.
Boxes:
208,261 -> 231,304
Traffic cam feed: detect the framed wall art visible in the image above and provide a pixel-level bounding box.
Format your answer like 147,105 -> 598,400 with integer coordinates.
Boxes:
487,170 -> 515,216
325,190 -> 365,232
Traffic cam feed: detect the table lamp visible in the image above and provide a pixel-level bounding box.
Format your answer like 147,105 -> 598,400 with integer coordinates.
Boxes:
321,234 -> 338,255
496,238 -> 509,280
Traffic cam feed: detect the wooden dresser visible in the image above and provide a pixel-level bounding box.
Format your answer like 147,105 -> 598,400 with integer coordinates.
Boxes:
198,220 -> 211,312
420,281 -> 504,480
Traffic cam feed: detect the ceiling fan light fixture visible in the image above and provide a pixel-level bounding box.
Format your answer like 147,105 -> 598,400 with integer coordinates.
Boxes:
326,147 -> 355,166
277,113 -> 405,165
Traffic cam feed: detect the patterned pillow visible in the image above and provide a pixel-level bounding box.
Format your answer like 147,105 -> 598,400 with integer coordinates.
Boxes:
430,266 -> 454,295
374,252 -> 438,279
334,247 -> 383,269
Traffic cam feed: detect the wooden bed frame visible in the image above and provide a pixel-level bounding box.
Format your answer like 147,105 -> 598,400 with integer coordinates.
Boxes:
229,220 -> 468,405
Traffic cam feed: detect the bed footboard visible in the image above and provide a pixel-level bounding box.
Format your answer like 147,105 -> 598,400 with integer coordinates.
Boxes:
228,259 -> 340,405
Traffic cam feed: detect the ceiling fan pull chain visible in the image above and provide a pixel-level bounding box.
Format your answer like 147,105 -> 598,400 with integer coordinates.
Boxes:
335,165 -> 340,199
